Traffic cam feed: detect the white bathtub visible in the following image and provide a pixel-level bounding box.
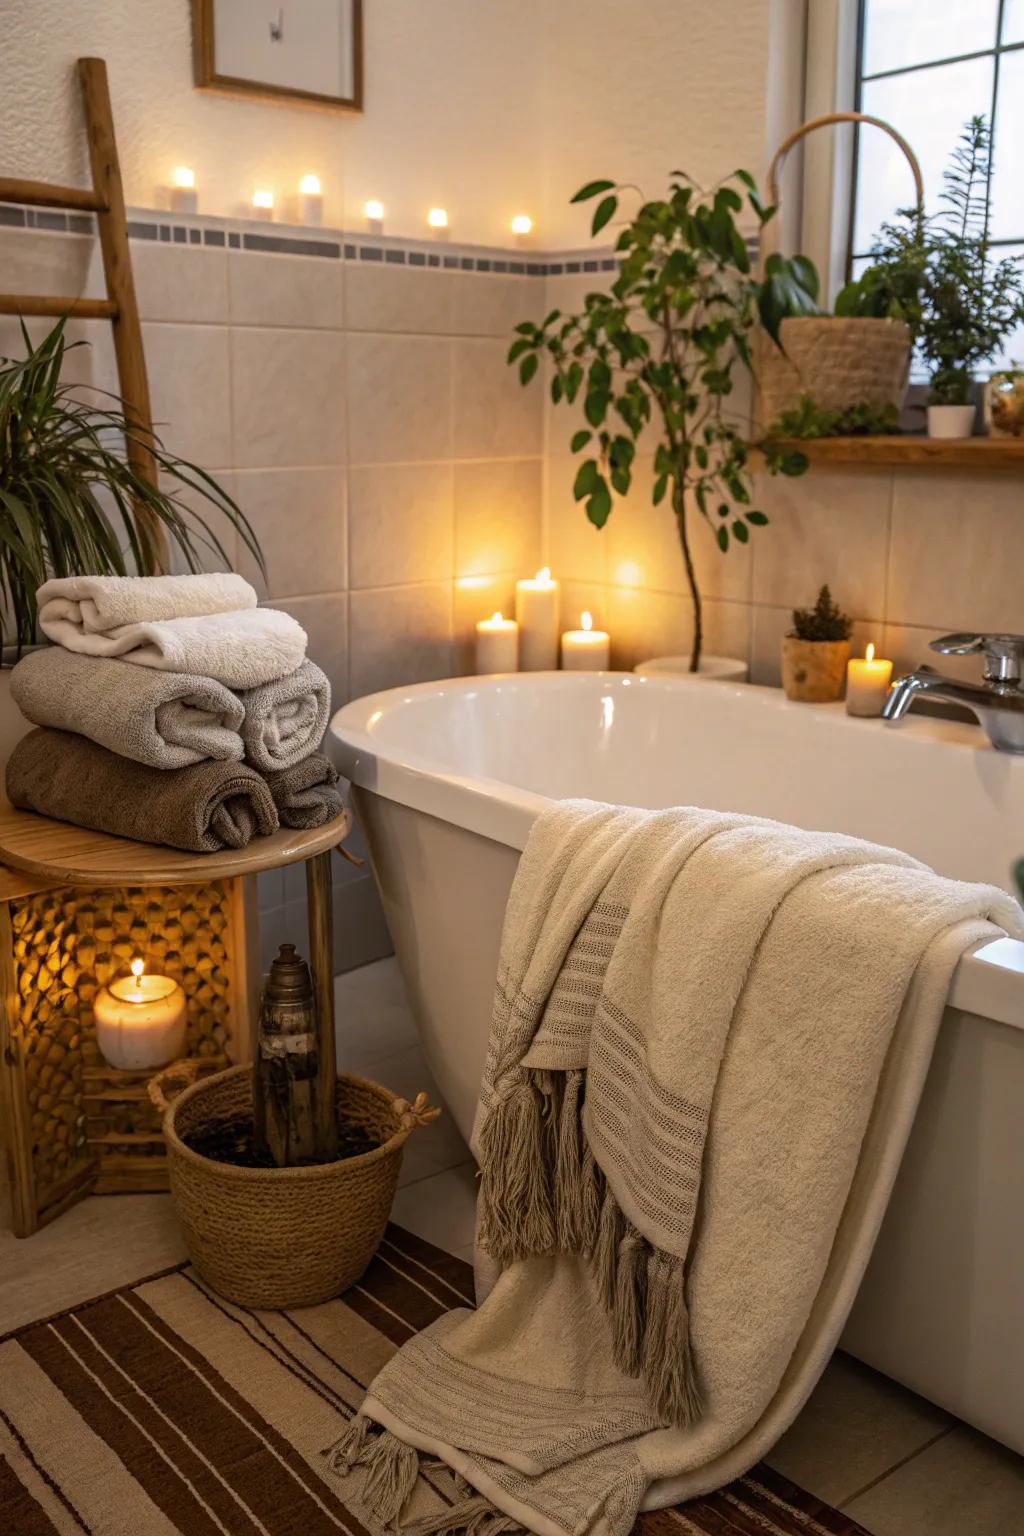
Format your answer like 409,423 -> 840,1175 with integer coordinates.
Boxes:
331,672 -> 1024,1452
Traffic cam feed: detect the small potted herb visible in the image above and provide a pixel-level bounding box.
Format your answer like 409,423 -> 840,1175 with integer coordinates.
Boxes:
781,585 -> 852,703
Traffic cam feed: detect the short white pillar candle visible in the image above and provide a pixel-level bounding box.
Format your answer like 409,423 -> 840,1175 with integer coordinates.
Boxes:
561,611 -> 610,670
169,166 -> 197,215
845,642 -> 893,716
515,567 -> 560,670
93,959 -> 187,1072
299,174 -> 323,225
475,611 -> 519,673
252,188 -> 274,220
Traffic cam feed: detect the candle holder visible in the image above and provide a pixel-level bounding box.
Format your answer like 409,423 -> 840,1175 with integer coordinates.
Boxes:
94,958 -> 187,1072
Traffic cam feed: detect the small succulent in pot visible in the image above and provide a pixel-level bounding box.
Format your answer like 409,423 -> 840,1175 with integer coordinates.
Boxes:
781,584 -> 852,703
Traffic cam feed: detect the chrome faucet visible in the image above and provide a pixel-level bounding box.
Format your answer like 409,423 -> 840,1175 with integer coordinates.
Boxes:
883,633 -> 1024,753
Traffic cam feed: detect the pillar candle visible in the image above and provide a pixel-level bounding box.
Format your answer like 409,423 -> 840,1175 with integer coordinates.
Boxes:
169,166 -> 198,215
475,611 -> 519,674
515,567 -> 560,670
93,959 -> 187,1072
299,174 -> 323,225
845,642 -> 893,716
561,611 -> 610,670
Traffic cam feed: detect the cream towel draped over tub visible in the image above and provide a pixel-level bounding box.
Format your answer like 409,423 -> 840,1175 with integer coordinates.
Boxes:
327,800 -> 1022,1536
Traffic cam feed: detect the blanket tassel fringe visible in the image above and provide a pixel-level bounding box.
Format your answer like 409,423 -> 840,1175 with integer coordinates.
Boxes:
478,1066 -> 702,1428
324,1416 -> 523,1535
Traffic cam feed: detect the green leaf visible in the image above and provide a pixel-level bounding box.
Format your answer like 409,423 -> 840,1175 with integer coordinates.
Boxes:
571,179 -> 616,203
570,429 -> 592,452
519,353 -> 539,385
584,390 -> 610,427
591,195 -> 618,236
716,526 -> 729,552
573,459 -> 599,500
551,374 -> 563,404
652,474 -> 668,505
731,519 -> 749,543
507,337 -> 531,364
586,480 -> 612,528
746,510 -> 769,525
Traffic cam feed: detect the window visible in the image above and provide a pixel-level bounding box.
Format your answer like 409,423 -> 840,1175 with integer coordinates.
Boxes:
850,0 -> 1024,367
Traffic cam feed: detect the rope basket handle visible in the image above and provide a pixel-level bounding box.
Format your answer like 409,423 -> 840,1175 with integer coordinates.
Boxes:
393,1091 -> 442,1131
760,111 -> 924,268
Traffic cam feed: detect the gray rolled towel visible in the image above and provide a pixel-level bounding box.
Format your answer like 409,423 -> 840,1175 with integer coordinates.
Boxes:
238,658 -> 331,772
7,728 -> 279,853
10,647 -> 245,769
262,752 -> 346,829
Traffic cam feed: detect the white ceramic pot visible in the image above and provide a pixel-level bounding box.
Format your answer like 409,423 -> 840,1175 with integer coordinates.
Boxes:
927,403 -> 976,439
633,654 -> 748,681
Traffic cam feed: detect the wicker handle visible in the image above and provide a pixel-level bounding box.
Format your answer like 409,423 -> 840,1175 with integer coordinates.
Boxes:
394,1091 -> 442,1131
148,1057 -> 204,1115
760,111 -> 924,267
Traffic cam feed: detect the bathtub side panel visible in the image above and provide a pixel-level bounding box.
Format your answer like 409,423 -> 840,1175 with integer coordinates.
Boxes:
354,786 -> 519,1141
842,1007 -> 1024,1454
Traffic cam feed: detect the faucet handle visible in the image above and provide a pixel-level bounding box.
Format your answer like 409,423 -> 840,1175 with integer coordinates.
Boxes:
931,633 -> 1024,685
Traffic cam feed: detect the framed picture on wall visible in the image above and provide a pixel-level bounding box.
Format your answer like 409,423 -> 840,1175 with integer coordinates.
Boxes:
192,0 -> 363,113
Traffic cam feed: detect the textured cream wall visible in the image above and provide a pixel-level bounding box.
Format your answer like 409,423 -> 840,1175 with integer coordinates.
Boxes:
0,0 -> 784,247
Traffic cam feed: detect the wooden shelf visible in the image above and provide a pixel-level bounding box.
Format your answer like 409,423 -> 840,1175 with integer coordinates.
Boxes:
0,800 -> 351,888
768,435 -> 1024,468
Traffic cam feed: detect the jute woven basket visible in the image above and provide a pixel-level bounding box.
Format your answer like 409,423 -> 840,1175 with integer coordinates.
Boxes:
154,1063 -> 430,1309
756,112 -> 921,431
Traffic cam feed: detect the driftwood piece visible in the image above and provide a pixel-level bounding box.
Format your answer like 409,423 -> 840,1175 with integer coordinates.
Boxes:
252,943 -> 321,1166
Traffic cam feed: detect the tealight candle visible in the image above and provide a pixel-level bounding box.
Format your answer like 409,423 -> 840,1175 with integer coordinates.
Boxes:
845,641 -> 893,717
515,567 -> 560,670
476,611 -> 519,673
561,610 -> 610,670
511,213 -> 533,247
94,958 -> 187,1072
169,165 -> 197,215
252,188 -> 274,220
299,173 -> 323,225
427,206 -> 449,240
364,198 -> 385,235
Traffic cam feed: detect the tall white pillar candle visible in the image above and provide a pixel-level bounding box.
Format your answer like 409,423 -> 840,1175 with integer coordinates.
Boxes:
561,611 -> 610,670
475,611 -> 519,673
515,567 -> 560,670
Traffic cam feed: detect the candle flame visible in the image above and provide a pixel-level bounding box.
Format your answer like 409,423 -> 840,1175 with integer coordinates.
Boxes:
536,566 -> 551,583
491,611 -> 504,623
130,957 -> 145,979
581,611 -> 593,632
511,213 -> 533,235
865,642 -> 875,663
173,165 -> 195,189
253,188 -> 274,209
364,198 -> 385,220
299,173 -> 321,195
427,206 -> 449,228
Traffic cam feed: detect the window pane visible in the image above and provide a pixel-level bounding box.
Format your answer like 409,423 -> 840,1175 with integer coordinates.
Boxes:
855,57 -> 995,251
989,50 -> 1024,239
988,245 -> 1024,374
863,0 -> 998,76
1000,0 -> 1024,43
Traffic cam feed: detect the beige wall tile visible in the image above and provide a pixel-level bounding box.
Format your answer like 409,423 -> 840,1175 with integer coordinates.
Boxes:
545,456 -> 610,583
346,334 -> 452,464
559,580 -> 609,635
228,251 -> 344,329
144,322 -> 231,469
272,592 -> 348,706
453,573 -> 518,674
0,228 -> 102,300
349,582 -> 453,698
135,243 -> 229,323
888,469 -> 1024,632
751,466 -> 892,620
231,327 -> 346,468
451,273 -> 543,337
454,459 -> 542,577
453,338 -> 543,458
231,467 -> 346,599
881,623 -> 986,685
344,264 -> 454,334
605,458 -> 752,603
609,589 -> 751,672
349,463 -> 453,588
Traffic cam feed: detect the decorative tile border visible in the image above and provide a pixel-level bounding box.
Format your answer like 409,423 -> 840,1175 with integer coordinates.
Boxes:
0,203 -> 758,277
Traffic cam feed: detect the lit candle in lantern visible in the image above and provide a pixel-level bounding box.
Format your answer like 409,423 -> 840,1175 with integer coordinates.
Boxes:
475,611 -> 519,674
515,567 -> 560,670
93,957 -> 187,1072
252,188 -> 274,220
299,173 -> 323,225
561,611 -> 610,670
845,642 -> 893,717
169,165 -> 197,215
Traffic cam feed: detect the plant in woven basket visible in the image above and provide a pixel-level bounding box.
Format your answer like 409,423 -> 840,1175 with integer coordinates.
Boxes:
0,317 -> 265,656
508,171 -> 807,673
766,394 -> 900,440
789,585 -> 852,643
782,585 -> 852,703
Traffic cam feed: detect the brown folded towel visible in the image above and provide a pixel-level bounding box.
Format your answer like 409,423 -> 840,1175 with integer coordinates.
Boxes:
6,728 -> 279,853
262,752 -> 346,830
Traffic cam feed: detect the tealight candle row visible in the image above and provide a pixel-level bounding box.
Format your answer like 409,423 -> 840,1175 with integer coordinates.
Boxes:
475,569 -> 611,674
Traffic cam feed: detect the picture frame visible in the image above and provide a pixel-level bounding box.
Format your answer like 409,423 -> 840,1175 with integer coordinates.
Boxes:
191,0 -> 363,114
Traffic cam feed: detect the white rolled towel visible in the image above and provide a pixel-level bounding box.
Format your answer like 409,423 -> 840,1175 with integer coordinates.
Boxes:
37,573 -> 256,642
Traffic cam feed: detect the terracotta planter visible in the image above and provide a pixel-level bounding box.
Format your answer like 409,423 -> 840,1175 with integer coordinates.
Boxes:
781,637 -> 850,703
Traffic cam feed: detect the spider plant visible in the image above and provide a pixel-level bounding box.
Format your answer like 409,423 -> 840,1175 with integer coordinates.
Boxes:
0,317 -> 265,657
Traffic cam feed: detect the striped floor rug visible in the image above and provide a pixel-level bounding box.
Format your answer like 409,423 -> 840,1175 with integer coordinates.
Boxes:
0,1223 -> 873,1536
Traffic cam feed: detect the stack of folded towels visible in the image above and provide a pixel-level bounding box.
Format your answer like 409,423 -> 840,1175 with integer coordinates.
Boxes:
5,573 -> 346,853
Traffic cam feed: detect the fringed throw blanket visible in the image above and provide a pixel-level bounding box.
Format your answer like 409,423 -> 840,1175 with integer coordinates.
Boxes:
327,801 -> 1022,1536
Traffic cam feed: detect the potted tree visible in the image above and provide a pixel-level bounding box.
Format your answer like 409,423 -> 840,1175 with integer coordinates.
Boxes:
781,585 -> 852,703
509,172 -> 807,676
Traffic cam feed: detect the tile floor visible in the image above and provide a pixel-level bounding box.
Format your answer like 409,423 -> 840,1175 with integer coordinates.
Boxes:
3,956 -> 1022,1535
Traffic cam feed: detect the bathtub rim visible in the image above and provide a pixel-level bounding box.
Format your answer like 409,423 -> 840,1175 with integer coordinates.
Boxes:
330,673 -> 1024,1031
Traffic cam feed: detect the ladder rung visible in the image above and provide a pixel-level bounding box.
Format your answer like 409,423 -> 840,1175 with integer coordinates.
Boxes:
0,295 -> 118,320
0,178 -> 107,214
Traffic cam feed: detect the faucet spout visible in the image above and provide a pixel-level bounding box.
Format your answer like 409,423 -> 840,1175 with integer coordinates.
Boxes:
883,658 -> 1024,754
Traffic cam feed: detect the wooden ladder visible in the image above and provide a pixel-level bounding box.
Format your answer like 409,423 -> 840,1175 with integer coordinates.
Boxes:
0,56 -> 164,562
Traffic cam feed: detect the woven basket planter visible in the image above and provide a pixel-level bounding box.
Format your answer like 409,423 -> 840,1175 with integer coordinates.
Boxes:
155,1063 -> 421,1309
781,637 -> 850,703
757,317 -> 911,430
